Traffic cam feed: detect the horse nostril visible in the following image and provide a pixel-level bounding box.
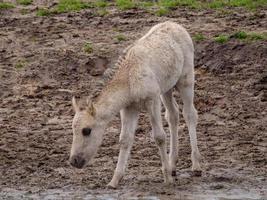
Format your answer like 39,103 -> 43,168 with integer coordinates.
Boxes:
70,155 -> 85,169
70,158 -> 75,167
74,157 -> 79,165
80,158 -> 85,166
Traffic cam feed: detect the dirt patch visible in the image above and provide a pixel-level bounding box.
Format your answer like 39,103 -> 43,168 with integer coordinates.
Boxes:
0,4 -> 266,199
195,40 -> 267,102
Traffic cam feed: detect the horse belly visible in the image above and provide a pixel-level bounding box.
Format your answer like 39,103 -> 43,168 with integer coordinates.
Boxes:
157,65 -> 181,94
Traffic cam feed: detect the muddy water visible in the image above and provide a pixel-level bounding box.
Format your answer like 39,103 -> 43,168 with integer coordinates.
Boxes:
0,187 -> 265,200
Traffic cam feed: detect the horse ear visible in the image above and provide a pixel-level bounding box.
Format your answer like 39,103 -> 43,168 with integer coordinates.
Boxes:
86,98 -> 96,116
72,96 -> 79,112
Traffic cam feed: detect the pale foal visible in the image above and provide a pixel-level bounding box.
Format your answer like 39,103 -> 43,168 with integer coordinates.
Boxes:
70,21 -> 201,188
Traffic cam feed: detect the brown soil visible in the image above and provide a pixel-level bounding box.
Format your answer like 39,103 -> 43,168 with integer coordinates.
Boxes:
0,4 -> 266,199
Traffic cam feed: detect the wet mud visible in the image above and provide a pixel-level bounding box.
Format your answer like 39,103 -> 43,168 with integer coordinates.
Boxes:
0,4 -> 266,199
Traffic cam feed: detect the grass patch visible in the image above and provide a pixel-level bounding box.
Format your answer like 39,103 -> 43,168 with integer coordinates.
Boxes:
54,0 -> 91,13
248,32 -> 267,40
158,0 -> 179,9
36,0 -> 92,16
226,0 -> 267,9
158,0 -> 200,9
155,6 -> 169,16
138,1 -> 154,9
193,33 -> 205,41
207,1 -> 226,9
206,0 -> 267,9
15,60 -> 27,69
0,2 -> 15,9
231,31 -> 248,39
213,31 -> 266,43
97,8 -> 109,16
116,0 -> 136,10
214,34 -> 229,43
20,8 -> 29,14
95,0 -> 108,8
231,31 -> 267,41
151,0 -> 266,12
84,42 -> 93,54
116,34 -> 127,42
36,8 -> 52,16
34,0 -> 267,16
17,0 -> 32,6
154,0 -> 201,15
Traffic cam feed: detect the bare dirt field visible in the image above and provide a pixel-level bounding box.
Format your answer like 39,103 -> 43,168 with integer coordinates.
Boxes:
0,2 -> 266,199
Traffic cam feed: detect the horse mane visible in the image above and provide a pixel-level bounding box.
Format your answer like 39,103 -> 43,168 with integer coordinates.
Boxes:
104,44 -> 134,81
90,44 -> 133,100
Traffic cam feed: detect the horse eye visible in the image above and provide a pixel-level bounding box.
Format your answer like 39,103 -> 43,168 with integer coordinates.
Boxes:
82,128 -> 91,136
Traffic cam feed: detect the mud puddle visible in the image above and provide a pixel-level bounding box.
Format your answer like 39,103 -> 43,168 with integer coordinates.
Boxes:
0,187 -> 265,200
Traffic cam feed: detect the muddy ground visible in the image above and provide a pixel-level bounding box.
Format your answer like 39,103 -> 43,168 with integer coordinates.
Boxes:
0,2 -> 267,200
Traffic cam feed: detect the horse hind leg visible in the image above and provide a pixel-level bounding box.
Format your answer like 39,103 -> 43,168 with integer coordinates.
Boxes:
177,56 -> 202,175
161,89 -> 179,176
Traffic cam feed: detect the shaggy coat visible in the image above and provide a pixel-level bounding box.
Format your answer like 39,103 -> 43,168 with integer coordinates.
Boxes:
70,21 -> 201,188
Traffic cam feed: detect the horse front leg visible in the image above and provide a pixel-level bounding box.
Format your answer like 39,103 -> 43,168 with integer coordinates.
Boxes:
107,105 -> 139,188
146,97 -> 173,185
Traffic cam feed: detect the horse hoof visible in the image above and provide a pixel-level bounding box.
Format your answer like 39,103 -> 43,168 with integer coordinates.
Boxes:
107,183 -> 118,189
192,170 -> 202,177
171,170 -> 176,176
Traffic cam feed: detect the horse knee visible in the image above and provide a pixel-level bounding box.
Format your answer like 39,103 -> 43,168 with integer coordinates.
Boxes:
183,106 -> 198,124
154,132 -> 166,146
165,109 -> 179,126
119,135 -> 133,149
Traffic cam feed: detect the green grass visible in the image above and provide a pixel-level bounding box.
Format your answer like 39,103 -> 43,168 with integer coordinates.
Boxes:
193,33 -> 205,41
158,0 -> 200,9
116,0 -> 136,10
36,8 -> 52,16
231,31 -> 248,39
34,0 -> 267,17
151,0 -> 267,12
207,1 -> 226,9
155,6 -> 169,16
158,0 -> 179,9
213,31 -> 266,43
54,0 -> 91,13
17,0 -> 32,6
15,63 -> 24,69
138,1 -> 154,9
36,0 -> 92,16
224,0 -> 267,9
20,8 -> 29,14
0,2 -> 15,9
15,60 -> 27,69
150,0 -> 267,12
95,0 -> 108,8
153,0 -> 201,16
156,0 -> 267,10
154,0 -> 199,16
214,34 -> 229,43
202,0 -> 266,9
231,31 -> 267,41
248,32 -> 267,40
84,42 -> 93,54
116,34 -> 127,42
97,8 -> 109,16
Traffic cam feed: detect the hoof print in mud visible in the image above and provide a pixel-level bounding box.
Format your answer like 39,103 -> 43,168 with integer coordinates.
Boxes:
171,171 -> 177,176
192,170 -> 202,177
